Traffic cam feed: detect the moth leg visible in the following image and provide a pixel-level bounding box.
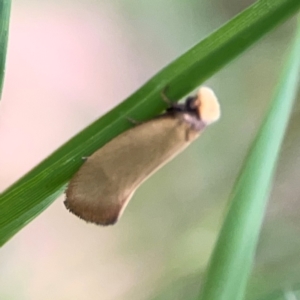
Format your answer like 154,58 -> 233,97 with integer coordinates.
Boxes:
126,117 -> 141,125
185,130 -> 189,141
161,85 -> 173,105
161,86 -> 184,113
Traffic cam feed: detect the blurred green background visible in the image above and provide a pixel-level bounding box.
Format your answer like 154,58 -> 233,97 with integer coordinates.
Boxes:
0,0 -> 300,299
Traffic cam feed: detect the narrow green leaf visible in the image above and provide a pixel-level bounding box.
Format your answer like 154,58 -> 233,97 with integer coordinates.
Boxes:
198,16 -> 300,300
1,0 -> 300,246
0,0 -> 11,99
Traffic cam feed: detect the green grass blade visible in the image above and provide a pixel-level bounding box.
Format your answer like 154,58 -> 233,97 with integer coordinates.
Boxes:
0,0 -> 11,99
1,0 -> 300,246
198,16 -> 300,300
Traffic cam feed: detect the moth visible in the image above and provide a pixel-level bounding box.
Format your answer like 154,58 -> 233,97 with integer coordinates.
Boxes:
65,87 -> 220,225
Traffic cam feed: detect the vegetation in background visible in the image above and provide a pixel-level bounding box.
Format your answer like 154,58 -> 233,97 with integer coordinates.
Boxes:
1,0 -> 300,299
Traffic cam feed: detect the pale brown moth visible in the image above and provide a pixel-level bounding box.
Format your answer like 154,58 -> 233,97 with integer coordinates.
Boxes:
65,87 -> 220,225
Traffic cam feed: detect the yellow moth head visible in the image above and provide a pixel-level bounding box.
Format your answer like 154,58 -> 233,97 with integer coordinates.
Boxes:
196,87 -> 220,125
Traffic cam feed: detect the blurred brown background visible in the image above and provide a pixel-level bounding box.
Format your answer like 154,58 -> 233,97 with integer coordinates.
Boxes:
0,1 -> 300,299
